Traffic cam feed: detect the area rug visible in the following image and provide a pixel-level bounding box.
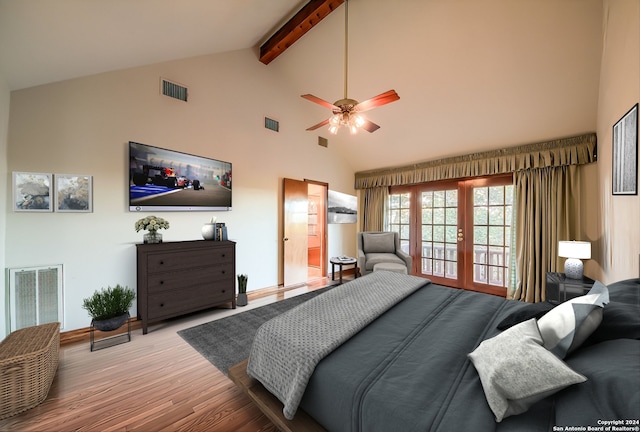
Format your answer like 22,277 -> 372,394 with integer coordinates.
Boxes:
178,286 -> 333,375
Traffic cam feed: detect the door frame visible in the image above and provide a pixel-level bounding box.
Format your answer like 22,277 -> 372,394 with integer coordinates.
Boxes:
390,174 -> 511,297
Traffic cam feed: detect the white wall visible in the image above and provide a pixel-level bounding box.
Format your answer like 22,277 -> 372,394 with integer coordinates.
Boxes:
596,0 -> 640,281
4,49 -> 358,335
0,73 -> 9,339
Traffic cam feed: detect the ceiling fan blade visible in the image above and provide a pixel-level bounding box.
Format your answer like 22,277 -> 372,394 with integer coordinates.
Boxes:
301,94 -> 339,110
306,118 -> 331,131
354,90 -> 400,112
360,119 -> 380,133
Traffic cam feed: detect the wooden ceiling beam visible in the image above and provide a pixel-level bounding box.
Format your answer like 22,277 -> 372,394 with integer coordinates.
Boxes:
259,0 -> 344,65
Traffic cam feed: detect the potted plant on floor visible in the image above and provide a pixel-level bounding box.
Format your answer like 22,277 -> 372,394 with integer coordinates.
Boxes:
82,285 -> 136,331
237,274 -> 248,307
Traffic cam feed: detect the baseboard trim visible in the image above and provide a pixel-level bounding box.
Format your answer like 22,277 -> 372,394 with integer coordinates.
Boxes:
60,317 -> 141,347
61,277 -> 332,347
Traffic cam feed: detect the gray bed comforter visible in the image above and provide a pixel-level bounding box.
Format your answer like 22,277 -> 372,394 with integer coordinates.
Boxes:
298,277 -> 640,431
247,271 -> 429,420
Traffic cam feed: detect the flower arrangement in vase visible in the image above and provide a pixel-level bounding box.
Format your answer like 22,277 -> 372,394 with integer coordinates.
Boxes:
135,215 -> 170,243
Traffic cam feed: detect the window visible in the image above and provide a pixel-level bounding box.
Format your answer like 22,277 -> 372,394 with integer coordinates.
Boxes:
387,175 -> 513,296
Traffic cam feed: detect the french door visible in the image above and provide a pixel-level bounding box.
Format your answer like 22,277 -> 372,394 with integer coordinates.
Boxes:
388,175 -> 513,296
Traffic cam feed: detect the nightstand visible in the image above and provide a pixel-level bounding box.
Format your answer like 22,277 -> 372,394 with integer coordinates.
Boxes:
545,272 -> 596,304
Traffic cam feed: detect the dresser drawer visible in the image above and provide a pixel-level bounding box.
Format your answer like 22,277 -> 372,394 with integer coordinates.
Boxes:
147,264 -> 233,293
147,283 -> 232,320
145,246 -> 233,273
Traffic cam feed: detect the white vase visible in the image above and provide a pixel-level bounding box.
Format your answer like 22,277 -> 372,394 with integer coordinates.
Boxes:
201,223 -> 216,240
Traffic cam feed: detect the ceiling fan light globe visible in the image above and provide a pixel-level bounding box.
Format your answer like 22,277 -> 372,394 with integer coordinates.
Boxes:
329,125 -> 339,135
349,124 -> 358,134
354,115 -> 365,127
330,115 -> 340,125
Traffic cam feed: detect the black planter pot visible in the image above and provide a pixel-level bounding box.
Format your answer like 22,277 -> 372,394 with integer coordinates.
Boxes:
237,293 -> 248,307
92,312 -> 129,332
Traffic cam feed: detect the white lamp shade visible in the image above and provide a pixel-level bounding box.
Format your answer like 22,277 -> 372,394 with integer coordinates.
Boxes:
558,241 -> 591,259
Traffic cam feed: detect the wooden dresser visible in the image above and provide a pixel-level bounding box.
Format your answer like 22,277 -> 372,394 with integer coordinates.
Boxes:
136,240 -> 236,334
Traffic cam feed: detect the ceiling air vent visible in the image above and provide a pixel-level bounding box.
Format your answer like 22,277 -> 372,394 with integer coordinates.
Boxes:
161,78 -> 188,102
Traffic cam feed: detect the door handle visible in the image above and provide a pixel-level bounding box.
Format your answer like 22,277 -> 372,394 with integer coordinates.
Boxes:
283,237 -> 289,242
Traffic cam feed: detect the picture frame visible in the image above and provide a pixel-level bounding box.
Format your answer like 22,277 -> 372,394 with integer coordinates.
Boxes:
12,172 -> 53,212
328,190 -> 357,224
612,103 -> 638,195
54,174 -> 93,212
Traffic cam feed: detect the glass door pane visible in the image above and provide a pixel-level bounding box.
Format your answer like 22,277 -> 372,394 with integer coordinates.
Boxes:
420,188 -> 459,281
388,191 -> 411,254
472,184 -> 513,288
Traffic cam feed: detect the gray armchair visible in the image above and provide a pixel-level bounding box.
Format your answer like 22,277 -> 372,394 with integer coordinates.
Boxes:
357,231 -> 412,275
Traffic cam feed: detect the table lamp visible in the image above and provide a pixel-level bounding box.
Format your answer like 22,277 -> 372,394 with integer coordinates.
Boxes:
558,240 -> 591,279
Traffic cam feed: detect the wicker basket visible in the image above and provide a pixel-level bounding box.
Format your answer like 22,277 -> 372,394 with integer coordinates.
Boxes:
0,322 -> 60,420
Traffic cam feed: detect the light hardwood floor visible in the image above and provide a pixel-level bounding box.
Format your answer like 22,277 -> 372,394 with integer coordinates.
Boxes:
0,278 -> 334,432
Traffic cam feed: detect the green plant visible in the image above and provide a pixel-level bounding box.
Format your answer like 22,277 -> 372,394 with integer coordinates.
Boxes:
82,285 -> 136,321
237,274 -> 248,294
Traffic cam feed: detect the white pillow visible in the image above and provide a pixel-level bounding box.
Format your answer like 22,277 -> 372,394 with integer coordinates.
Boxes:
468,318 -> 586,422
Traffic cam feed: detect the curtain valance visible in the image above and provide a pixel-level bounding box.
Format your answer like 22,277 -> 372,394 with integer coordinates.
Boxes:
354,133 -> 596,189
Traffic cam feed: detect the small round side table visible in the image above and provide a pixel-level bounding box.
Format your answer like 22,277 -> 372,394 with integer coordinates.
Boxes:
330,257 -> 358,284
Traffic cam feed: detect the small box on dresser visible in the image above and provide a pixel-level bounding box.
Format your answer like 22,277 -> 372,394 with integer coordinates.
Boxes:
136,240 -> 236,334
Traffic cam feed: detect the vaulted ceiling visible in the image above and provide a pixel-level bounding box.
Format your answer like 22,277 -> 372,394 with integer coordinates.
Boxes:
0,0 -> 315,91
0,0 -> 604,172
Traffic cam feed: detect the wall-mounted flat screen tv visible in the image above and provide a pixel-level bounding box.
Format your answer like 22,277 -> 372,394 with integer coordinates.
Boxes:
129,141 -> 232,212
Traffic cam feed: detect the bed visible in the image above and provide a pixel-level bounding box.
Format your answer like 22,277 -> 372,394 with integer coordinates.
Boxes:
230,271 -> 640,432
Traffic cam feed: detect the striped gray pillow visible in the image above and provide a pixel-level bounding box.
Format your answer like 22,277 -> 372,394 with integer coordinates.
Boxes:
537,281 -> 609,358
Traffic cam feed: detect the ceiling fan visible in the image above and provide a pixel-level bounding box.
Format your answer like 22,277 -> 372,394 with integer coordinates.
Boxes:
302,0 -> 399,135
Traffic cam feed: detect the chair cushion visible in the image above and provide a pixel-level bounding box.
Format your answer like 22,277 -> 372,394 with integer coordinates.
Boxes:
373,262 -> 408,274
362,232 -> 395,253
365,253 -> 405,270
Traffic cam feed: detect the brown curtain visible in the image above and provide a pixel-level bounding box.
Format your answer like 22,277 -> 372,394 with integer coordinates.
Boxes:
354,133 -> 596,301
511,165 -> 581,302
355,133 -> 596,189
359,187 -> 388,231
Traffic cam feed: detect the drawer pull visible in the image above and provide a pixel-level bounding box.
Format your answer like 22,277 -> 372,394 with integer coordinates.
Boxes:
159,261 -> 164,265
160,303 -> 164,307
221,270 -> 225,274
160,281 -> 164,285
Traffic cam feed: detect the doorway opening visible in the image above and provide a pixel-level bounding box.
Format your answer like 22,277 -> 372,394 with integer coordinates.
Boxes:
307,183 -> 327,280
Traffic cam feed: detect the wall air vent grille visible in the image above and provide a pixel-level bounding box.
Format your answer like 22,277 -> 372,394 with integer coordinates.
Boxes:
8,265 -> 64,331
318,136 -> 328,148
161,78 -> 188,102
265,117 -> 279,132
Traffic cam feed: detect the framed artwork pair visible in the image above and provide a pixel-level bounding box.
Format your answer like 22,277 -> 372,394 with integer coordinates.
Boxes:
12,172 -> 93,212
